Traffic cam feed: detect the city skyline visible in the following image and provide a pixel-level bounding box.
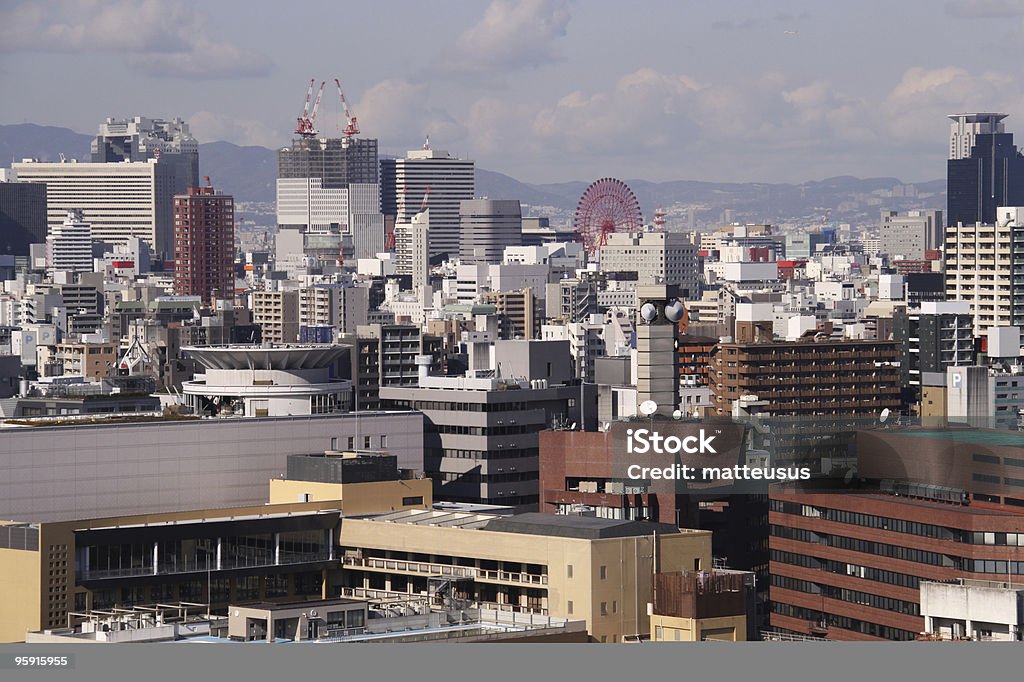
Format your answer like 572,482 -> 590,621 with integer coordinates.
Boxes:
2,1 -> 1024,185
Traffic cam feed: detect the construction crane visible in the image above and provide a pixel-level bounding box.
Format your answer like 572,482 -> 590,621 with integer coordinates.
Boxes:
309,80 -> 325,132
294,79 -> 315,137
294,79 -> 325,138
418,186 -> 431,214
333,78 -> 360,140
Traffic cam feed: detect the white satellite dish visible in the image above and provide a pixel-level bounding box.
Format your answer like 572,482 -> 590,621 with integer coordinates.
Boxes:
879,408 -> 890,424
672,409 -> 682,420
664,300 -> 685,323
639,400 -> 658,416
570,422 -> 577,430
602,422 -> 610,432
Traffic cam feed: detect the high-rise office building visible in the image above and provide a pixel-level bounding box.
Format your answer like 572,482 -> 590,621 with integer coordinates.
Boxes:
600,232 -> 702,298
459,199 -> 521,264
46,209 -> 92,273
879,209 -> 943,260
11,159 -> 177,258
380,148 -> 475,259
0,175 -> 47,258
946,113 -> 1024,226
92,116 -> 199,191
173,185 -> 235,304
277,137 -> 383,264
945,205 -> 1024,335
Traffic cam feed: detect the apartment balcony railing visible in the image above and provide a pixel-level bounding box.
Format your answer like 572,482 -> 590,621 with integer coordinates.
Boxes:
341,556 -> 548,586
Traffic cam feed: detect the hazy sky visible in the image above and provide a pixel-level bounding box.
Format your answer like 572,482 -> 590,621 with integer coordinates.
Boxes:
2,0 -> 1024,184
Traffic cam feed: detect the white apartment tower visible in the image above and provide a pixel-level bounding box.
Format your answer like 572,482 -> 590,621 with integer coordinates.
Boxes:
945,206 -> 1024,335
46,209 -> 93,273
387,148 -> 474,260
394,209 -> 431,292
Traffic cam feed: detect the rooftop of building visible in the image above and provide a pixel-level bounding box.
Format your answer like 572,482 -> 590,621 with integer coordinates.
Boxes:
237,597 -> 363,612
183,343 -> 348,370
871,427 -> 1024,449
74,506 -> 341,532
484,512 -> 685,539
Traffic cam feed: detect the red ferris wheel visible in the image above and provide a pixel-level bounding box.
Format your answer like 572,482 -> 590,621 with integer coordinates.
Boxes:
573,177 -> 643,254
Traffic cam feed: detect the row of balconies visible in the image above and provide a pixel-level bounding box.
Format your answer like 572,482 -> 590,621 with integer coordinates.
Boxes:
341,556 -> 549,586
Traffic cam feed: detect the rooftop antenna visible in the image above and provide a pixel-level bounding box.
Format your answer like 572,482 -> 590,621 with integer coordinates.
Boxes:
423,134 -> 430,151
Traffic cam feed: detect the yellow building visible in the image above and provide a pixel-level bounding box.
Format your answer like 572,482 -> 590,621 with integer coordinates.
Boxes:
1,456 -> 711,644
0,500 -> 343,643
649,570 -> 752,642
335,511 -> 712,643
268,451 -> 433,515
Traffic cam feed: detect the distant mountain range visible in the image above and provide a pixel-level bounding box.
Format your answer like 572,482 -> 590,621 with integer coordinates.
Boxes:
1,123 -> 945,224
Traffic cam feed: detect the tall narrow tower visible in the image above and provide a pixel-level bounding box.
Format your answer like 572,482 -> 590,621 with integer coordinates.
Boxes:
174,185 -> 234,305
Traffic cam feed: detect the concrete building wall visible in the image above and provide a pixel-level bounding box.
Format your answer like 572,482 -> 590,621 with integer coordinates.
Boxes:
0,412 -> 424,522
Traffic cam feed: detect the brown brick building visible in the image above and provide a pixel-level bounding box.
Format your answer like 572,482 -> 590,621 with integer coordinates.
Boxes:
709,339 -> 902,418
769,428 -> 1024,641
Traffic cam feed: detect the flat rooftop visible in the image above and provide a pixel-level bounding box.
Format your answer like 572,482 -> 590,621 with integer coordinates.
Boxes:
356,509 -> 494,529
484,513 -> 683,540
77,508 -> 341,532
882,429 -> 1024,448
237,597 -> 363,611
358,509 -> 691,539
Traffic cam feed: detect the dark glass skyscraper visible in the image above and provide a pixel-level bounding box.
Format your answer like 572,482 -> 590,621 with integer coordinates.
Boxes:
946,113 -> 1024,227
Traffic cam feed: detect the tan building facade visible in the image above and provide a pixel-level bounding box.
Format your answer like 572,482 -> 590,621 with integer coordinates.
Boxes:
335,511 -> 711,643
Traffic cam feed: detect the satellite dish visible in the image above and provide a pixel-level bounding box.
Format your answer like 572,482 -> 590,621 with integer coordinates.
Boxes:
639,400 -> 658,416
879,408 -> 890,424
672,409 -> 682,420
570,422 -> 577,430
664,300 -> 685,323
602,422 -> 610,432
640,302 -> 659,324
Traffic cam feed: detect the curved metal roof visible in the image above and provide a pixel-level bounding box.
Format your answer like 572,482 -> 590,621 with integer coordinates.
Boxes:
182,345 -> 349,370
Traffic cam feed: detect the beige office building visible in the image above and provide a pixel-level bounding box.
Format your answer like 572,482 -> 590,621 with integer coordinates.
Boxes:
336,510 -> 711,643
11,159 -> 177,257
